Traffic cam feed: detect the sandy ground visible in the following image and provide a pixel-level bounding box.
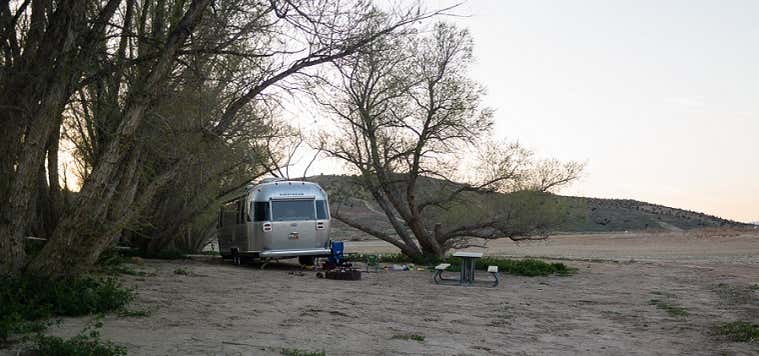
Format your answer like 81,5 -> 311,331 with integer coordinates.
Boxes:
4,230 -> 759,355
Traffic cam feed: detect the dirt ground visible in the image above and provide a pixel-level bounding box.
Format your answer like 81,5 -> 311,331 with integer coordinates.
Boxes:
6,230 -> 759,355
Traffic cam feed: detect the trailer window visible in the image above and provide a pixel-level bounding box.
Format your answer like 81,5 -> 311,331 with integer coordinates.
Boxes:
252,202 -> 270,222
315,200 -> 329,220
271,200 -> 315,221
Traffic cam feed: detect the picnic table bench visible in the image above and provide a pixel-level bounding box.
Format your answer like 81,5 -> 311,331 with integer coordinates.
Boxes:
433,252 -> 500,287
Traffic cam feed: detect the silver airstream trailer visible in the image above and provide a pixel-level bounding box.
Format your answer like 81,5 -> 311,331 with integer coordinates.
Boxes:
217,178 -> 331,265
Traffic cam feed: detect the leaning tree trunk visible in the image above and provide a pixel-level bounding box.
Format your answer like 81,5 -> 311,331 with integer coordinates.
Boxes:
0,0 -> 121,275
25,0 -> 212,276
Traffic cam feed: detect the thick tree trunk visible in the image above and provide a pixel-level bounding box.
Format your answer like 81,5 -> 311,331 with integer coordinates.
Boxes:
0,0 -> 118,275
24,0 -> 211,276
0,122 -> 24,274
0,79 -> 73,274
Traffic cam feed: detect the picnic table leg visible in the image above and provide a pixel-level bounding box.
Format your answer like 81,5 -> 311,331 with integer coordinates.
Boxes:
459,259 -> 465,285
468,258 -> 475,284
469,258 -> 475,284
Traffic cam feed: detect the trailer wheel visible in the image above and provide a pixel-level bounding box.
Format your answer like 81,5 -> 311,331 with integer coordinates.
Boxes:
231,249 -> 241,265
298,256 -> 315,266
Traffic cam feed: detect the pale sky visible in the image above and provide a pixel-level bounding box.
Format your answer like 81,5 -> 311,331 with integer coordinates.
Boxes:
292,0 -> 759,222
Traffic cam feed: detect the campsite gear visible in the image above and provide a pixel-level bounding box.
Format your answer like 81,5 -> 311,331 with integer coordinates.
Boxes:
325,268 -> 361,280
366,254 -> 380,272
328,241 -> 345,265
322,241 -> 351,270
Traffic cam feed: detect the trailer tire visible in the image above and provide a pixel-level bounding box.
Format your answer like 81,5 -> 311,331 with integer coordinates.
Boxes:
231,249 -> 241,265
298,256 -> 316,266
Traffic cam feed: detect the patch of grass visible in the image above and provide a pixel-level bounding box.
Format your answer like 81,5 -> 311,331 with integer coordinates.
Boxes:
117,308 -> 152,318
197,250 -> 220,256
30,319 -> 126,356
715,321 -> 759,343
446,257 -> 575,277
715,283 -> 755,305
0,275 -> 133,341
391,333 -> 425,342
103,263 -> 149,277
97,248 -> 128,268
97,247 -> 154,277
173,268 -> 191,276
650,290 -> 677,298
344,253 -> 413,264
488,303 -> 513,326
280,348 -> 326,356
648,299 -> 688,317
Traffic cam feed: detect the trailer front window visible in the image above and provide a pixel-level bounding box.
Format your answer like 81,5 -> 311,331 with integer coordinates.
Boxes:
271,200 -> 316,221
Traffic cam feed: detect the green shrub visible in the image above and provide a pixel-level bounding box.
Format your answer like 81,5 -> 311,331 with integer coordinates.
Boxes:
715,321 -> 759,343
173,268 -> 191,276
391,333 -> 425,342
104,264 -> 148,277
117,309 -> 152,318
281,348 -> 326,356
344,253 -> 413,264
0,275 -> 133,341
197,250 -> 220,256
97,248 -> 128,268
30,320 -> 127,356
648,299 -> 688,317
444,257 -> 574,277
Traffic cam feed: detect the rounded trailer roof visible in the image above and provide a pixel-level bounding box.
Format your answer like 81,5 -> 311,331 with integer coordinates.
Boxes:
250,180 -> 327,201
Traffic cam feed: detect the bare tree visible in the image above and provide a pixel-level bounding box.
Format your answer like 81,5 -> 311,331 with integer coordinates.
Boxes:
317,22 -> 583,259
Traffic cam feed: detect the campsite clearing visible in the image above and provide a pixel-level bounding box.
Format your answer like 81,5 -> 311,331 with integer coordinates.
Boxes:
5,230 -> 758,355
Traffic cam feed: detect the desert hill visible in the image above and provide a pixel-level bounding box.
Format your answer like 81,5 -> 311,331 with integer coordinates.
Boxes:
306,175 -> 750,240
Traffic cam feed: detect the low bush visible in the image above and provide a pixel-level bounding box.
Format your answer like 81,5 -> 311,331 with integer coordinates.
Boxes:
173,268 -> 191,276
715,321 -> 759,343
29,319 -> 127,356
391,333 -> 425,342
440,256 -> 574,276
117,309 -> 152,318
280,348 -> 326,356
648,299 -> 688,317
344,253 -> 413,264
464,257 -> 574,277
0,275 -> 133,341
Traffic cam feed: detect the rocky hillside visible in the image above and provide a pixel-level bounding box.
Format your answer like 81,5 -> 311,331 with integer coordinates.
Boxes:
306,175 -> 750,239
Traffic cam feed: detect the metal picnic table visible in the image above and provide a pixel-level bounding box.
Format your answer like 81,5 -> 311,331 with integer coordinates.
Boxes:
433,251 -> 499,287
453,251 -> 482,285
